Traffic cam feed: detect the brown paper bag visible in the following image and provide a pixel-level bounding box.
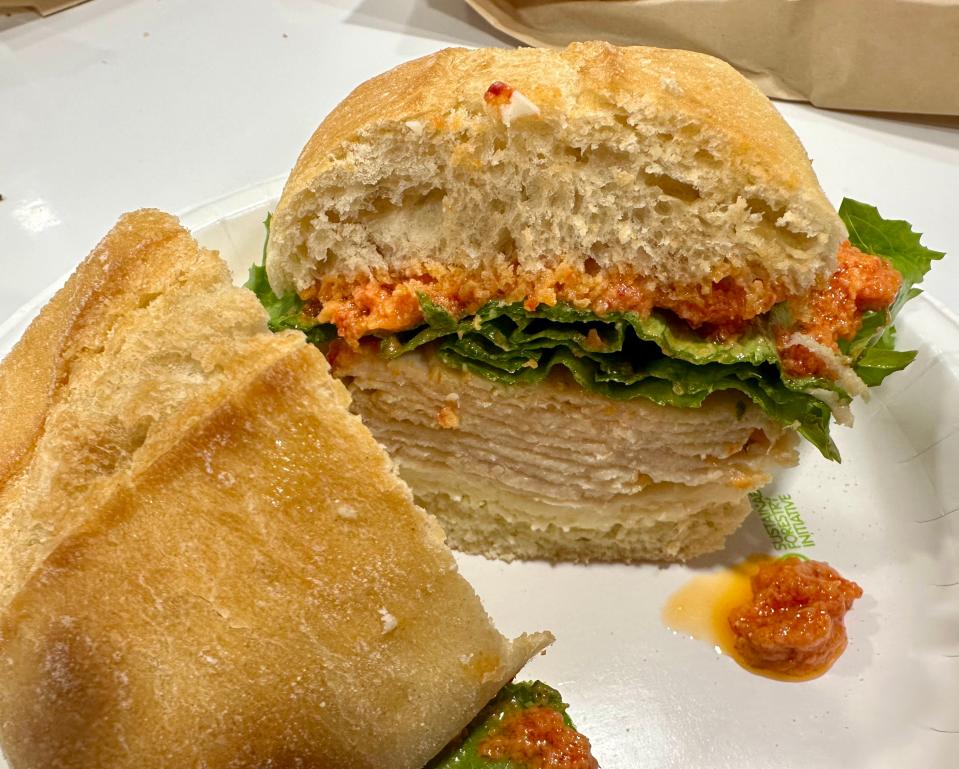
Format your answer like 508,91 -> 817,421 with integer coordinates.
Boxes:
466,0 -> 959,116
0,0 -> 89,15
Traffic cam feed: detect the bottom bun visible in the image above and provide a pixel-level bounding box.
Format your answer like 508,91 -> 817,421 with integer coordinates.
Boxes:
415,491 -> 750,563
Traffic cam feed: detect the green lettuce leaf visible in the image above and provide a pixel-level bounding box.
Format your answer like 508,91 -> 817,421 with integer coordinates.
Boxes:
839,199 -> 944,384
244,214 -> 336,345
854,349 -> 918,388
385,297 -> 840,460
386,299 -> 779,367
426,681 -> 590,769
840,199 -> 945,301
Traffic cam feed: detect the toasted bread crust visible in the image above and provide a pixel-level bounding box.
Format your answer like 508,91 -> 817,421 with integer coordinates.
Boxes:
0,211 -> 549,769
0,211 -> 186,487
280,43 -> 821,218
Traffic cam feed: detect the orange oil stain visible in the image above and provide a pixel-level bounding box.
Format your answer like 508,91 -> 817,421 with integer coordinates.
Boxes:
662,554 -> 834,682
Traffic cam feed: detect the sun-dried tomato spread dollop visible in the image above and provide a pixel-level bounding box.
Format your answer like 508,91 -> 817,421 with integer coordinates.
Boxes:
778,241 -> 901,378
478,706 -> 599,769
484,80 -> 515,106
727,557 -> 863,677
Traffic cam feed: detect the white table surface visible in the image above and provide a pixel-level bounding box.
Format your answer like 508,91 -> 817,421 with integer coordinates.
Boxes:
1,0 -> 957,320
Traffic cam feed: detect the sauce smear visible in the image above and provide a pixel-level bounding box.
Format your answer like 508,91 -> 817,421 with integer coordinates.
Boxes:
663,555 -> 862,682
478,706 -> 599,769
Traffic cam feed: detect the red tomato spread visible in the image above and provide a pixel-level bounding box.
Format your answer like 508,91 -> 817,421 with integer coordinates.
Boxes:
778,241 -> 901,378
478,707 -> 599,769
307,241 -> 901,374
484,81 -> 515,106
727,557 -> 863,678
310,263 -> 785,346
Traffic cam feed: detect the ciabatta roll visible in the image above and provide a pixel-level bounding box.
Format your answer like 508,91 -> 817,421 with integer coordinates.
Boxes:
0,210 -> 549,769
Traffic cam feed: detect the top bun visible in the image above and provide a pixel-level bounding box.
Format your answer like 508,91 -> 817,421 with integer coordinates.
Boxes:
267,43 -> 845,337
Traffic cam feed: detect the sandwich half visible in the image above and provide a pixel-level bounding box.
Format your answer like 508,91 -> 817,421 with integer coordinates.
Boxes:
0,211 -> 556,769
259,43 -> 943,562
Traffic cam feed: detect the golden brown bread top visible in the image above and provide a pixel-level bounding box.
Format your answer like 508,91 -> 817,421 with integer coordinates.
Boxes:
0,211 -> 549,769
268,42 -> 844,310
0,210 -> 277,610
0,211 -> 189,487
283,42 -> 812,200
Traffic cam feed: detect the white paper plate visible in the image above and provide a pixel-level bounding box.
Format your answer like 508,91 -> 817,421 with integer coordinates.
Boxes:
1,184 -> 957,769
